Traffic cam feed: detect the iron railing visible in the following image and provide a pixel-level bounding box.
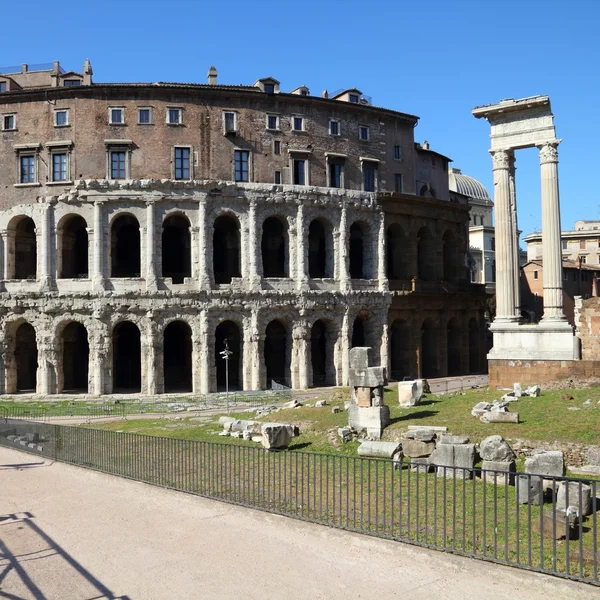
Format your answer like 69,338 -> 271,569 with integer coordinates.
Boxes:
0,418 -> 597,586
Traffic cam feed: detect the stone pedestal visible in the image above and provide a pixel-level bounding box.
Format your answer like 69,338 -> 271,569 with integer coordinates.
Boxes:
348,405 -> 390,440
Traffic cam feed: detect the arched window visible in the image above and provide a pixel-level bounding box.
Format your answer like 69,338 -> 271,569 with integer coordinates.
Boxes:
213,215 -> 241,284
417,227 -> 435,281
61,322 -> 89,392
349,222 -> 364,279
59,215 -> 88,279
111,215 -> 141,277
308,219 -> 333,278
9,217 -> 37,280
262,217 -> 287,278
162,215 -> 191,284
164,321 -> 193,392
112,321 -> 141,392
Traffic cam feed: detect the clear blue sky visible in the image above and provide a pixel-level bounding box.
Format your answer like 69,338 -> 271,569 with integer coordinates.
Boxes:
4,0 -> 599,239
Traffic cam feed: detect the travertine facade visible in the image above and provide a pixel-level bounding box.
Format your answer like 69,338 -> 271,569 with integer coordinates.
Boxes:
0,61 -> 486,395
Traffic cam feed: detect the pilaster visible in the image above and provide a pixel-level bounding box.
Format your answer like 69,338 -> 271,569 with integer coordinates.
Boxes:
377,211 -> 388,291
338,204 -> 349,291
92,200 -> 105,291
296,202 -> 309,290
145,201 -> 158,291
40,201 -> 56,292
197,201 -> 211,290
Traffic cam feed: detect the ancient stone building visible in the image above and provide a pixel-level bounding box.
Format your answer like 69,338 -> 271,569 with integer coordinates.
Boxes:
0,60 -> 486,395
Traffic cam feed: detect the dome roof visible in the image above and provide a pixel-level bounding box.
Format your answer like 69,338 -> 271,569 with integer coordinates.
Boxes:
448,168 -> 491,200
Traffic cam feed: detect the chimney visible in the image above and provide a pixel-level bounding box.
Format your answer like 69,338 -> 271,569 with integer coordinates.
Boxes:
207,65 -> 218,85
322,89 -> 328,98
21,64 -> 28,74
83,58 -> 93,85
423,140 -> 430,150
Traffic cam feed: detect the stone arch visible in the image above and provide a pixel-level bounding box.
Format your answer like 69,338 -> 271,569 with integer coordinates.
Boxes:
111,214 -> 141,277
14,322 -> 38,392
443,230 -> 459,282
386,223 -> 410,280
163,320 -> 193,392
390,319 -> 410,381
308,218 -> 333,278
262,216 -> 288,278
112,321 -> 141,392
421,318 -> 437,378
417,226 -> 435,281
60,321 -> 89,392
213,214 -> 241,284
215,320 -> 242,390
264,319 -> 291,387
310,319 -> 336,387
469,318 -> 480,374
58,214 -> 88,279
446,317 -> 461,376
7,215 -> 36,280
162,214 -> 191,284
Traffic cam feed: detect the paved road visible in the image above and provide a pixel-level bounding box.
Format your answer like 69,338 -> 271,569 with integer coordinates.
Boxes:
0,446 -> 595,600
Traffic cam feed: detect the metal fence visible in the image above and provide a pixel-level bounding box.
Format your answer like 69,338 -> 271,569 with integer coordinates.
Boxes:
0,418 -> 597,586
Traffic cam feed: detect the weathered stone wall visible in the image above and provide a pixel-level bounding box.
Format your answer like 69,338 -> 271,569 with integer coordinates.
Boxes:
574,296 -> 600,360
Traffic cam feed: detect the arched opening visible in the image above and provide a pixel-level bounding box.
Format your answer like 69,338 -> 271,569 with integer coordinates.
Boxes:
11,217 -> 37,280
111,215 -> 141,277
390,319 -> 410,381
59,215 -> 88,279
421,319 -> 437,378
164,321 -> 193,392
351,316 -> 365,348
215,320 -> 242,390
349,222 -> 365,279
417,227 -> 435,281
61,322 -> 89,392
262,217 -> 287,278
15,323 -> 37,392
469,318 -> 480,374
310,319 -> 335,387
308,218 -> 332,278
162,215 -> 191,284
386,224 -> 409,280
112,321 -> 141,392
213,215 -> 241,284
443,230 -> 459,282
447,318 -> 461,376
264,320 -> 290,387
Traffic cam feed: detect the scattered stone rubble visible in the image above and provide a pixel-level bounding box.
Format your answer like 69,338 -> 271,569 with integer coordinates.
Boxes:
397,379 -> 427,407
217,416 -> 299,450
472,381 -> 541,423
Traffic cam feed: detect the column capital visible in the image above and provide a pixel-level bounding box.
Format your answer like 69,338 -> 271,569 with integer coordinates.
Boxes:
490,149 -> 512,171
538,140 -> 560,165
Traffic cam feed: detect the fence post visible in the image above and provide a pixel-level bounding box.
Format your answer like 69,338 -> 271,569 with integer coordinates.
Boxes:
53,423 -> 60,461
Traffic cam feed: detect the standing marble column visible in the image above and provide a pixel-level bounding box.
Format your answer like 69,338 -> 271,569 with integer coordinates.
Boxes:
92,328 -> 108,396
539,140 -> 566,321
197,201 -> 211,289
338,204 -> 349,291
491,149 -> 517,321
199,309 -> 210,394
145,201 -> 158,291
40,201 -> 55,291
508,154 -> 520,319
249,308 -> 261,390
247,200 -> 260,290
292,318 -> 309,389
296,202 -> 308,290
93,200 -> 105,291
377,211 -> 388,291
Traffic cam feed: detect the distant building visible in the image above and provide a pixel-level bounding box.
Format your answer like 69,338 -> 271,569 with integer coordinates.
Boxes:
524,220 -> 600,265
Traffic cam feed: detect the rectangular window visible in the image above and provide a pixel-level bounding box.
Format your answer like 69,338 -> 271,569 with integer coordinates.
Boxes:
110,151 -> 126,179
349,94 -> 359,103
174,147 -> 190,180
264,83 -> 275,94
580,255 -> 587,264
562,240 -> 568,250
167,108 -> 182,125
223,111 -> 237,133
491,237 -> 496,251
138,108 -> 152,124
3,114 -> 15,130
234,150 -> 249,182
394,145 -> 401,160
329,163 -> 342,188
359,125 -> 369,141
274,171 -> 281,184
63,79 -> 81,87
52,153 -> 67,181
0,82 -> 6,92
293,116 -> 304,131
19,155 -> 35,183
363,164 -> 376,191
329,120 -> 340,135
54,109 -> 69,127
110,108 -> 124,124
266,114 -> 279,130
580,239 -> 586,250
293,159 -> 306,185
394,173 -> 403,193
563,270 -> 568,281
533,270 -> 539,280
273,140 -> 281,155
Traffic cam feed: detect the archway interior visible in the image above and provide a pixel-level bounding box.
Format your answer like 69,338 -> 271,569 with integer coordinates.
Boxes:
390,319 -> 410,381
308,219 -> 329,278
112,321 -> 141,392
447,318 -> 461,376
351,316 -> 365,348
14,218 -> 37,280
61,216 -> 88,278
213,216 -> 241,284
469,318 -> 480,374
111,215 -> 141,277
262,217 -> 287,278
15,322 -> 37,392
443,230 -> 458,282
349,222 -> 364,279
417,227 -> 435,282
62,322 -> 89,392
421,319 -> 437,378
386,224 -> 408,280
215,320 -> 241,390
264,320 -> 289,387
311,320 -> 334,387
162,215 -> 191,284
164,321 -> 192,392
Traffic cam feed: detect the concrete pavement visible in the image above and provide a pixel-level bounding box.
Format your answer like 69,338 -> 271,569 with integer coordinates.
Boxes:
0,445 -> 596,600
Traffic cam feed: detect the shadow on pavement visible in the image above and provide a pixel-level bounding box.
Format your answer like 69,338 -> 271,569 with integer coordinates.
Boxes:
0,513 -> 131,600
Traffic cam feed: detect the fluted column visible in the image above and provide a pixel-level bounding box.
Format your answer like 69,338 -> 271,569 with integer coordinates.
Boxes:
93,200 -> 105,291
539,140 -> 566,321
491,149 -> 517,321
508,154 -> 520,318
377,211 -> 388,291
145,201 -> 157,291
40,201 -> 55,291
